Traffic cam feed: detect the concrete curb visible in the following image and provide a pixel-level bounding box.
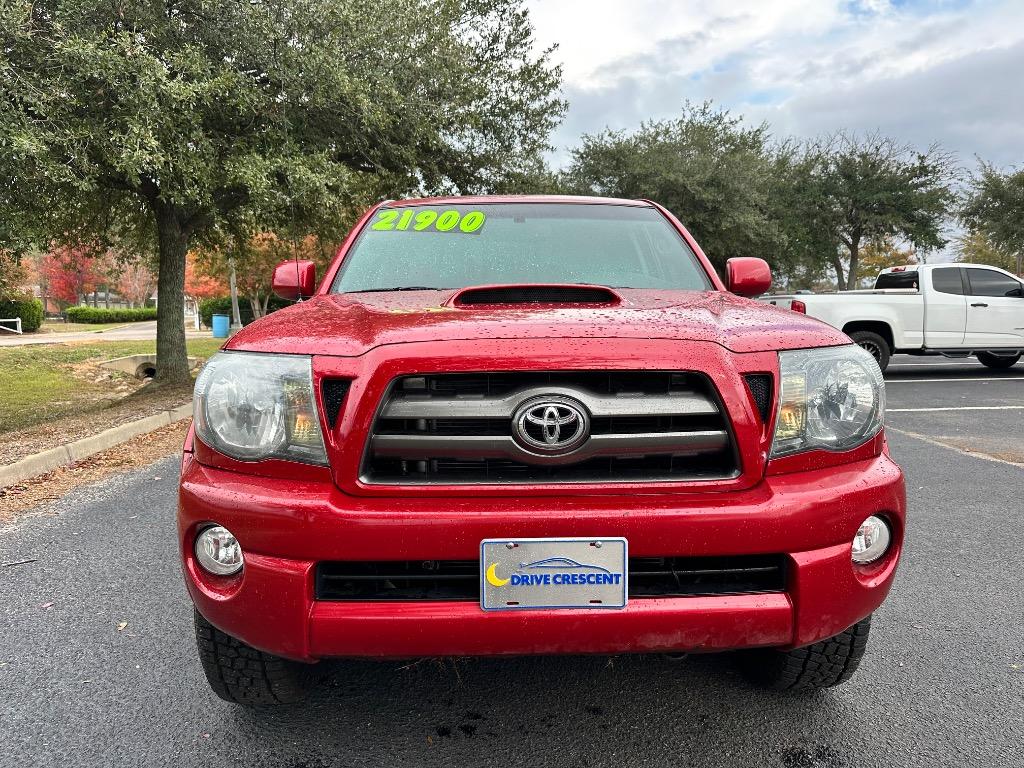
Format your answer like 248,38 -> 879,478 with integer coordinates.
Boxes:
0,404 -> 192,489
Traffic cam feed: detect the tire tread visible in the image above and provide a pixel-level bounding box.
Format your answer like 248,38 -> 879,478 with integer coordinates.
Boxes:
742,616 -> 872,692
194,610 -> 310,706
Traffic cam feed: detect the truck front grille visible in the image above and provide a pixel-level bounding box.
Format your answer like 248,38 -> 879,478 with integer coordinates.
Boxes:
362,371 -> 739,484
314,555 -> 787,602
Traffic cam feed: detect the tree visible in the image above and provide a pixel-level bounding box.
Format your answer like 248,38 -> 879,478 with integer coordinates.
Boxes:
40,244 -> 102,306
564,102 -> 784,274
0,252 -> 25,299
794,133 -> 954,290
117,260 -> 157,307
960,163 -> 1024,276
765,144 -> 842,290
0,0 -> 565,383
193,231 -> 331,318
956,230 -> 1020,274
184,255 -> 227,301
856,237 -> 918,286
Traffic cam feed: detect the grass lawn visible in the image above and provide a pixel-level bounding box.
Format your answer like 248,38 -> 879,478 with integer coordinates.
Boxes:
37,321 -> 131,334
0,338 -> 224,434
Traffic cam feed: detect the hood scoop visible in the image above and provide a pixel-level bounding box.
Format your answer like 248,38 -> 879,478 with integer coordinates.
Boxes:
448,284 -> 622,307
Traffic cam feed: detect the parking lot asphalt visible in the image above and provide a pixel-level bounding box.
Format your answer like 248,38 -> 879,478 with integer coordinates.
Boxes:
883,355 -> 1024,462
1,356 -> 1022,768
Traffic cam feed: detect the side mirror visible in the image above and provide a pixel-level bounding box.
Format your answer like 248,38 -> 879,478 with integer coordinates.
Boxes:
272,260 -> 316,301
726,257 -> 772,297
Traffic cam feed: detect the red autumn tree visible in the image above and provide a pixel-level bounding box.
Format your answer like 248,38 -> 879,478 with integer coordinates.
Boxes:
184,253 -> 227,299
40,243 -> 103,307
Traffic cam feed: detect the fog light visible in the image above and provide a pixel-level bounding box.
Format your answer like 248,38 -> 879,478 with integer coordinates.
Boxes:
851,516 -> 891,565
195,525 -> 244,576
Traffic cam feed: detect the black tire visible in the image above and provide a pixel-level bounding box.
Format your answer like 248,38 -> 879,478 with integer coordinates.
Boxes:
194,610 -> 313,706
741,615 -> 872,692
976,351 -> 1021,370
849,331 -> 890,372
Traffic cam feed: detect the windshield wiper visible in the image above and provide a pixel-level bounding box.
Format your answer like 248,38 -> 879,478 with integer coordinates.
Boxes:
345,286 -> 445,293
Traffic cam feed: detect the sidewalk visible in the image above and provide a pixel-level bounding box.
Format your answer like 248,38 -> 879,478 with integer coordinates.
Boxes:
0,321 -> 212,347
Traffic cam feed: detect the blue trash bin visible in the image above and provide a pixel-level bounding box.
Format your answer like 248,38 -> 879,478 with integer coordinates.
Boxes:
211,314 -> 230,338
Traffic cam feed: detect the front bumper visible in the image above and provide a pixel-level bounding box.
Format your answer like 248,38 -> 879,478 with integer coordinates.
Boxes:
178,451 -> 905,662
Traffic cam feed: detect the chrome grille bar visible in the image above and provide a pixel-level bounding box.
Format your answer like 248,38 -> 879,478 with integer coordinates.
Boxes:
371,430 -> 729,466
381,386 -> 719,420
362,371 -> 739,484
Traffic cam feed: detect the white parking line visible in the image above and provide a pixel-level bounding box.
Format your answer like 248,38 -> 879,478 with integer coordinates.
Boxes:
886,377 -> 1024,383
888,406 -> 1024,412
888,362 -> 982,367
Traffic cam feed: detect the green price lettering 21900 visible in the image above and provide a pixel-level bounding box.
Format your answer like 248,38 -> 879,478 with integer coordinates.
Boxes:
370,208 -> 486,234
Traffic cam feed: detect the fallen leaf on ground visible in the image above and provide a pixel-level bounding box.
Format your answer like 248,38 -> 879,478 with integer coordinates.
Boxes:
117,622 -> 128,631
39,602 -> 54,610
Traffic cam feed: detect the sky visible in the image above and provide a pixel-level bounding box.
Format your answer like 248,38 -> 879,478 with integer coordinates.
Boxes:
526,0 -> 1024,170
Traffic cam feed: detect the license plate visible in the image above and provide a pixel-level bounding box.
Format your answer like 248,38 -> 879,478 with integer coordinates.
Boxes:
480,537 -> 628,611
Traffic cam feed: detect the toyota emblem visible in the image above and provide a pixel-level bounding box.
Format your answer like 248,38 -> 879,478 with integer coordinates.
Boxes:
511,396 -> 590,455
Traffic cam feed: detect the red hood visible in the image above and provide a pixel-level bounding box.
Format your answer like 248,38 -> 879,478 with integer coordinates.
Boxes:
226,289 -> 849,357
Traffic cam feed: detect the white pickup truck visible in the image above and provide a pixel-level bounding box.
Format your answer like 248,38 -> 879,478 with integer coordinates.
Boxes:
765,263 -> 1024,372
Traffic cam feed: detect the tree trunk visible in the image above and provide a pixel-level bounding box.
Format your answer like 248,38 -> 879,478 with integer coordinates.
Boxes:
105,285 -> 110,309
249,295 -> 261,319
831,255 -> 846,290
153,202 -> 192,385
845,238 -> 860,291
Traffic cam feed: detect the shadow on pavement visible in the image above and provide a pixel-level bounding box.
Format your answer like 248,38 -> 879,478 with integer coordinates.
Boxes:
221,653 -> 855,767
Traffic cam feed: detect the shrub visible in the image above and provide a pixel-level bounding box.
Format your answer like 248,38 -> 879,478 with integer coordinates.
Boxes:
65,306 -> 158,324
0,295 -> 44,332
198,296 -> 290,328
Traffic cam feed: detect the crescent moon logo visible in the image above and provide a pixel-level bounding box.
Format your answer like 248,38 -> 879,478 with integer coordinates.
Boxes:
486,563 -> 510,587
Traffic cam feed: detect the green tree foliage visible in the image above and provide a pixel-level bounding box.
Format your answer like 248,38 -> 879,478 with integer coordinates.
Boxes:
563,103 -> 785,275
956,230 -> 1021,275
765,145 -> 840,290
788,133 -> 954,290
0,0 -> 565,382
960,164 -> 1024,277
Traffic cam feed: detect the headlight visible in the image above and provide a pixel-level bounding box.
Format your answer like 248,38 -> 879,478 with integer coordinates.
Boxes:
771,345 -> 884,457
194,352 -> 327,464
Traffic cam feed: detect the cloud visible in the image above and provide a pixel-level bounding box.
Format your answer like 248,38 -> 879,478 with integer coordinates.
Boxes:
760,39 -> 1024,168
529,0 -> 1024,169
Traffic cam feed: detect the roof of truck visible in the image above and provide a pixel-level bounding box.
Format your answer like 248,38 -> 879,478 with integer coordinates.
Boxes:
385,194 -> 652,208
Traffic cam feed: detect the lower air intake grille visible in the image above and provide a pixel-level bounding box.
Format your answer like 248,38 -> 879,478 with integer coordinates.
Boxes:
314,555 -> 787,602
363,371 -> 739,484
627,555 -> 787,597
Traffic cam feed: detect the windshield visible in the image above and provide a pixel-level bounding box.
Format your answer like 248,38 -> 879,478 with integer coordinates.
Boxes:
331,203 -> 712,293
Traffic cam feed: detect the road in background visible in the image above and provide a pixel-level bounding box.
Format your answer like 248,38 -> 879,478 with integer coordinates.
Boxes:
0,321 -> 211,347
2,424 -> 1021,766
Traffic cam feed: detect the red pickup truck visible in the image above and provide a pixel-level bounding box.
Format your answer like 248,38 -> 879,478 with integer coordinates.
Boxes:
178,196 -> 904,706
